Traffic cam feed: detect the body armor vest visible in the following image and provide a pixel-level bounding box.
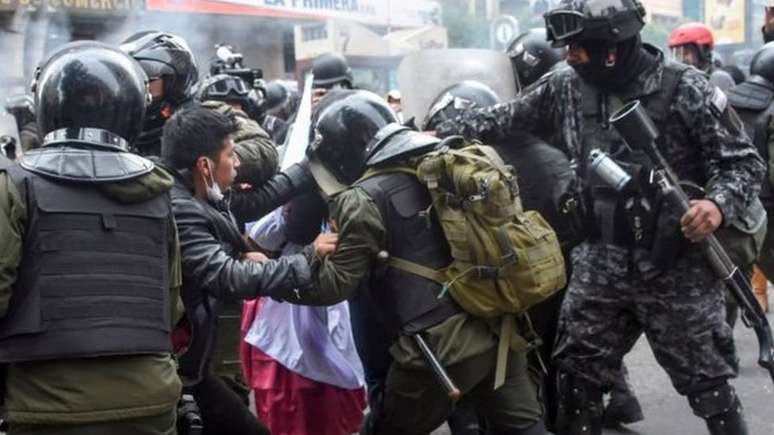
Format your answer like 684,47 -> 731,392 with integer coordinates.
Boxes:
728,78 -> 774,208
356,172 -> 461,336
579,61 -> 688,248
0,161 -> 172,362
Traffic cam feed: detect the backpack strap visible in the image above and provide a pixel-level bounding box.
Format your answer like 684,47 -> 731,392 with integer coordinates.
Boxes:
643,61 -> 689,128
389,256 -> 445,284
356,166 -> 417,184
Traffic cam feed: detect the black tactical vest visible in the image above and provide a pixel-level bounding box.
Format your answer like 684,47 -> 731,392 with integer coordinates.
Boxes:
579,61 -> 688,247
357,172 -> 461,336
727,77 -> 774,207
0,162 -> 172,363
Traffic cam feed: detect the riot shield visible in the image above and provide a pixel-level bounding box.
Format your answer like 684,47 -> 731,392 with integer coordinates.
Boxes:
398,49 -> 518,128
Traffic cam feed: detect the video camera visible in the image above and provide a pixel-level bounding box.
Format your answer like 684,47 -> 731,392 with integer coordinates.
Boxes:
210,44 -> 263,88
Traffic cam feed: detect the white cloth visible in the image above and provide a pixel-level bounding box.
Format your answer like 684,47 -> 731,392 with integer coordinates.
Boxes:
244,210 -> 365,389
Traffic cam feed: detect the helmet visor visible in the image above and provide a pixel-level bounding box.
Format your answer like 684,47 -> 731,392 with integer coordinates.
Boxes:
545,10 -> 585,46
670,45 -> 698,67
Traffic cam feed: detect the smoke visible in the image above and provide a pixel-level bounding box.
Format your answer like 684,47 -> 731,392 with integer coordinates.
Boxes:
0,2 -> 443,105
104,9 -> 294,83
0,5 -> 296,107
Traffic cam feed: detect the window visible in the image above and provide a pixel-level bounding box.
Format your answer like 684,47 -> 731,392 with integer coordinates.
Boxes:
283,30 -> 296,75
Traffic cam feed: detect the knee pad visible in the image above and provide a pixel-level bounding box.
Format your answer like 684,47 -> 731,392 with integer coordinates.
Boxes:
687,382 -> 739,420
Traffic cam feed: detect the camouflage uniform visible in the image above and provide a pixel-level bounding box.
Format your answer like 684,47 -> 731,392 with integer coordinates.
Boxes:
437,47 -> 765,433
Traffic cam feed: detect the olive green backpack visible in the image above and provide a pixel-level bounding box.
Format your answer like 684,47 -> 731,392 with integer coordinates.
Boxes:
365,138 -> 567,318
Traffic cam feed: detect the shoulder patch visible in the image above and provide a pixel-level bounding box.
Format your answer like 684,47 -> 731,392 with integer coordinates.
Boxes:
710,86 -> 728,118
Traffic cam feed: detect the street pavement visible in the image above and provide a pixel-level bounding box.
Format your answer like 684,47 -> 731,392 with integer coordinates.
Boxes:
432,294 -> 774,435
600,303 -> 774,435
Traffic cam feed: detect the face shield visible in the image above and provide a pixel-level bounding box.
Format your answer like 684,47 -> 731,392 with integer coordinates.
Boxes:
398,49 -> 518,126
670,44 -> 700,67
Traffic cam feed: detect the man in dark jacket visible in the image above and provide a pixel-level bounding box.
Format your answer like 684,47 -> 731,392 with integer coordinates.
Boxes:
160,106 -> 336,435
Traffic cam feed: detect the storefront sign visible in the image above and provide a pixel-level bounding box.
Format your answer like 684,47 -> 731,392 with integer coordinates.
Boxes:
147,0 -> 441,28
0,0 -> 143,13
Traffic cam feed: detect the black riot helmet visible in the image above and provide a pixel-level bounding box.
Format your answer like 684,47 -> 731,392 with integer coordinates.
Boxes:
506,28 -> 566,88
31,41 -> 150,150
544,0 -> 646,48
198,74 -> 251,105
120,31 -> 199,106
422,81 -> 500,131
311,53 -> 353,89
263,80 -> 290,112
308,90 -> 398,185
750,42 -> 774,85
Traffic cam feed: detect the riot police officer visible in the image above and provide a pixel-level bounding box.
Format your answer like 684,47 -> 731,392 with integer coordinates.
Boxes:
260,80 -> 298,143
434,0 -> 765,434
506,28 -> 566,89
424,79 -> 642,430
120,31 -> 199,156
0,41 -> 182,435
311,52 -> 353,90
727,42 -> 774,312
311,53 -> 354,107
292,89 -> 548,435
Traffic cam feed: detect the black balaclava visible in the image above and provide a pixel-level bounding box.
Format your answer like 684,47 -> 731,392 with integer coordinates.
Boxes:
133,100 -> 168,156
572,35 -> 655,91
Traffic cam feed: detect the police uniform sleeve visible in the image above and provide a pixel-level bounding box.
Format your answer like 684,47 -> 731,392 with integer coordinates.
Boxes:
434,73 -> 557,144
231,116 -> 279,187
296,187 -> 386,306
201,100 -> 280,187
676,69 -> 766,224
0,171 -> 26,318
229,162 -> 314,223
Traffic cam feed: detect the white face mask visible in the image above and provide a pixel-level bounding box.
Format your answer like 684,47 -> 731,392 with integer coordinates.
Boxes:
203,157 -> 225,203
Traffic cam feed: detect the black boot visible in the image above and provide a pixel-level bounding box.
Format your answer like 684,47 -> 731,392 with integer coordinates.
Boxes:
603,364 -> 643,428
705,408 -> 749,435
555,372 -> 604,435
688,383 -> 750,435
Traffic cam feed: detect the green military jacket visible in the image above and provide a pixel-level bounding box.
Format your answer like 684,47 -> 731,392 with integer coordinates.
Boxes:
292,186 -> 508,368
0,165 -> 183,425
200,100 -> 278,186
